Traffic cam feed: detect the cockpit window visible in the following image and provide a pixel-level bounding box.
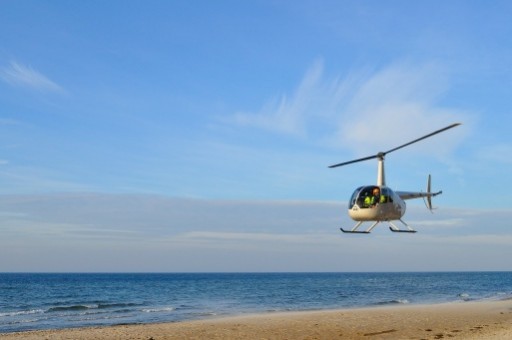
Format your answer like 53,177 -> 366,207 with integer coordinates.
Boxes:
381,187 -> 393,203
350,186 -> 393,209
348,186 -> 363,209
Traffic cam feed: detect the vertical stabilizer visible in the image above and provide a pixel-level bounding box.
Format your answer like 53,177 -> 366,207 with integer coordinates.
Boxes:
426,174 -> 432,210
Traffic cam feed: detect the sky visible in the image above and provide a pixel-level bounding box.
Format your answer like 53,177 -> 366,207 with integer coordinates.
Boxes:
1,1 -> 512,272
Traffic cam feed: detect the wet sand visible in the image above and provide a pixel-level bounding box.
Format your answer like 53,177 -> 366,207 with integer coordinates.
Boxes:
2,300 -> 512,339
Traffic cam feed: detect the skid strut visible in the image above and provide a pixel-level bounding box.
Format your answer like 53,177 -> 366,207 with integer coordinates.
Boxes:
388,219 -> 417,233
340,221 -> 379,234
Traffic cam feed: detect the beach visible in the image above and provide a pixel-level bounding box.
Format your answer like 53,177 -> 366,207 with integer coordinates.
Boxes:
2,300 -> 512,339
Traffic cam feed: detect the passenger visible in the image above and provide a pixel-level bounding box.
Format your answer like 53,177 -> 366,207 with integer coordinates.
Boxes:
380,192 -> 387,203
364,188 -> 380,207
363,194 -> 372,207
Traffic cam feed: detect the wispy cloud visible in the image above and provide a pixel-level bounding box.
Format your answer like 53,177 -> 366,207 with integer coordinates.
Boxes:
233,61 -> 350,136
1,61 -> 65,94
174,231 -> 339,245
333,63 -> 469,156
232,60 -> 468,155
1,194 -> 511,271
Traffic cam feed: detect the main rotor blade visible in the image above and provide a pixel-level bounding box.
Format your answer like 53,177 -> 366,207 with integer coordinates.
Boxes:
328,123 -> 461,169
384,123 -> 461,155
328,154 -> 378,168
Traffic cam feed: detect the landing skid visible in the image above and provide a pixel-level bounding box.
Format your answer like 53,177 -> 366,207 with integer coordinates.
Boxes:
340,219 -> 417,234
340,228 -> 369,234
340,221 -> 379,234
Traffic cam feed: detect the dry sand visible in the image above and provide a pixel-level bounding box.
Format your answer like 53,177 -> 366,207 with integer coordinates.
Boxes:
2,300 -> 512,339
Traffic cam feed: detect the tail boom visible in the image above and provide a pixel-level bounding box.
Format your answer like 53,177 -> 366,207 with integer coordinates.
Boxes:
395,174 -> 442,211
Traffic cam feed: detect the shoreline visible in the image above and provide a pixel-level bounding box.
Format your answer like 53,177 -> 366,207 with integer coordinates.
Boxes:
2,300 -> 512,339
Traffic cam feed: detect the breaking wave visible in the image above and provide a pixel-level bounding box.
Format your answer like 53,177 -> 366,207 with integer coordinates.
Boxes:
142,307 -> 175,313
0,309 -> 44,317
46,303 -> 141,313
374,299 -> 410,306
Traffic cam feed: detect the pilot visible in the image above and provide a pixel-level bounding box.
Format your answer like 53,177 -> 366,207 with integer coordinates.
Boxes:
372,187 -> 381,205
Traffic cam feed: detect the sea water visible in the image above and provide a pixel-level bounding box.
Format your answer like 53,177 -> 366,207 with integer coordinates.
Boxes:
1,272 -> 512,333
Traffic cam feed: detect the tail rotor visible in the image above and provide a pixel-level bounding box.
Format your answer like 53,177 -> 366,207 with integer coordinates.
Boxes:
424,174 -> 442,212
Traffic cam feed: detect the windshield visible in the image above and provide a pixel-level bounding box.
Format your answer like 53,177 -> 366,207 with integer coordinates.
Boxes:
350,186 -> 394,209
348,187 -> 363,209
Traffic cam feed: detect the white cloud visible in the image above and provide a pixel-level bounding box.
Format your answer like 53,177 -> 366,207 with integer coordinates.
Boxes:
232,61 -> 468,156
232,60 -> 328,136
173,231 -> 340,246
434,234 -> 512,246
1,194 -> 512,271
404,217 -> 465,228
335,63 -> 469,157
1,61 -> 64,94
232,60 -> 367,138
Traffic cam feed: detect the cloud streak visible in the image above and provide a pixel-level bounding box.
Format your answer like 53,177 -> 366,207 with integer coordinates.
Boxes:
1,193 -> 511,271
1,61 -> 64,94
232,60 -> 335,136
232,60 -> 468,156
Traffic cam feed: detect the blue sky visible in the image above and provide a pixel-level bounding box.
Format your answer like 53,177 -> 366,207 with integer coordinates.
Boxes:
1,1 -> 512,271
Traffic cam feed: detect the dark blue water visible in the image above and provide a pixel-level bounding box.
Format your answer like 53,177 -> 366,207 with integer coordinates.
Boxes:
1,272 -> 512,333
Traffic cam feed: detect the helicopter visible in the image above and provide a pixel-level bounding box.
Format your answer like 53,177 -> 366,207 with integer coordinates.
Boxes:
329,123 -> 461,234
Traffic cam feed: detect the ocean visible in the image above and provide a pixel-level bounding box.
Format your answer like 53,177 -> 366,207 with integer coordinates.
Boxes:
1,272 -> 512,333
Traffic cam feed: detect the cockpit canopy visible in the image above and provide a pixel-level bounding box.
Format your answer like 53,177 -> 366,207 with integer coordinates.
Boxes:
349,185 -> 394,209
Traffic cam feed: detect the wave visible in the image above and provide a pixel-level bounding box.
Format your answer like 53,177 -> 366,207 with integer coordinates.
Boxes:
142,307 -> 174,313
47,305 -> 91,312
374,299 -> 410,306
46,303 -> 140,313
97,303 -> 140,309
0,309 -> 44,317
457,293 -> 472,301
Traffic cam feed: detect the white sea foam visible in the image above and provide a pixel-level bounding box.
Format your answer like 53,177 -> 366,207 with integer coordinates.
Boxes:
396,299 -> 410,304
375,299 -> 409,306
0,309 -> 44,317
458,293 -> 471,301
142,307 -> 174,313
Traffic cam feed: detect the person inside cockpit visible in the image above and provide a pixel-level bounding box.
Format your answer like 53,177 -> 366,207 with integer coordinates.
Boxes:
364,187 -> 381,207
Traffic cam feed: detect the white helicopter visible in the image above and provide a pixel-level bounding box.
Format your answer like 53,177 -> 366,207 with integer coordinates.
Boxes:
329,123 -> 461,234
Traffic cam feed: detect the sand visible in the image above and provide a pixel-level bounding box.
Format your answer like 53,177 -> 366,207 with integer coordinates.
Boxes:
2,300 -> 512,339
